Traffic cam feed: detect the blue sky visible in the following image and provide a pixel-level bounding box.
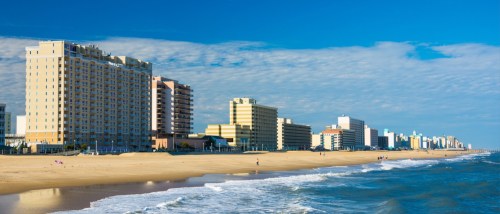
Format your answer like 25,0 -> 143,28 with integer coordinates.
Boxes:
0,0 -> 499,148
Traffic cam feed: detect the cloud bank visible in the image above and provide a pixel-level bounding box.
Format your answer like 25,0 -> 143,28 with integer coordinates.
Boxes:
1,37 -> 499,147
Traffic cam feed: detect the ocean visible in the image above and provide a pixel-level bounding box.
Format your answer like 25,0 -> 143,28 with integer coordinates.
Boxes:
55,152 -> 499,214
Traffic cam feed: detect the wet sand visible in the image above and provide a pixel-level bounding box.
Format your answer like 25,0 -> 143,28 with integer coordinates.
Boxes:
0,172 -> 279,214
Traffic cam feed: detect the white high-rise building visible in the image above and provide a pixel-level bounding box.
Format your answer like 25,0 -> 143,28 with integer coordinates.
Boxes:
364,125 -> 378,148
338,115 -> 365,150
384,128 -> 397,149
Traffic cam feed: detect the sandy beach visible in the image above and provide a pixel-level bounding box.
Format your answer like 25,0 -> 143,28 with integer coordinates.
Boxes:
0,150 -> 470,196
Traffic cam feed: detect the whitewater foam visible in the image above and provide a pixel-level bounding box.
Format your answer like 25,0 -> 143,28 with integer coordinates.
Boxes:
445,152 -> 491,163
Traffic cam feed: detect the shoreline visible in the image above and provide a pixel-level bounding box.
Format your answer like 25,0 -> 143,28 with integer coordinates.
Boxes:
0,150 -> 470,196
0,170 -> 283,214
0,150 -> 477,213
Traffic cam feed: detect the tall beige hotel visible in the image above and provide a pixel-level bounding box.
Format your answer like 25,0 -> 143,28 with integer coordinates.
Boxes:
207,98 -> 277,150
25,41 -> 152,151
230,98 -> 278,150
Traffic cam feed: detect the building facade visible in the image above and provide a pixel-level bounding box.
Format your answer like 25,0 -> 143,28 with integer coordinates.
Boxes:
384,129 -> 397,149
316,127 -> 356,151
338,115 -> 365,150
16,115 -> 26,135
230,98 -> 278,150
311,133 -> 322,149
0,104 -> 5,146
364,125 -> 378,148
277,118 -> 311,150
25,41 -> 152,151
5,112 -> 11,134
321,132 -> 336,151
205,124 -> 250,148
409,135 -> 420,149
378,136 -> 388,149
152,76 -> 193,139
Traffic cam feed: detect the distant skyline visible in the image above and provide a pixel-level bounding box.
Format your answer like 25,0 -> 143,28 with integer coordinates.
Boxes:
0,0 -> 499,148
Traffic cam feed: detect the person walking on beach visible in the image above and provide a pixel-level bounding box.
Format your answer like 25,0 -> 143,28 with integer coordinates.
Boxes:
256,158 -> 260,166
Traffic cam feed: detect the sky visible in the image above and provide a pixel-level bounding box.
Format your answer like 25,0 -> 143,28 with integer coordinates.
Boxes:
0,0 -> 499,148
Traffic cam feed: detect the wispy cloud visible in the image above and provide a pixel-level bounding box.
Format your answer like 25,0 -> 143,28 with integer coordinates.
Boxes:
1,37 -> 499,147
0,37 -> 39,122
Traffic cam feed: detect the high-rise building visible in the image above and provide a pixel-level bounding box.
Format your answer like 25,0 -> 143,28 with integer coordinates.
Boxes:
399,133 -> 409,148
409,135 -> 420,149
5,112 -> 11,134
25,41 -> 152,151
439,136 -> 446,148
364,125 -> 378,148
0,104 -> 5,146
447,136 -> 456,148
383,129 -> 397,149
208,98 -> 277,151
230,98 -> 278,150
338,115 -> 365,150
152,76 -> 193,139
378,136 -> 388,149
16,115 -> 26,135
277,118 -> 311,150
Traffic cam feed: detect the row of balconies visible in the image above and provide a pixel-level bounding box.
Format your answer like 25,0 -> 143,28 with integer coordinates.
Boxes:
174,86 -> 193,92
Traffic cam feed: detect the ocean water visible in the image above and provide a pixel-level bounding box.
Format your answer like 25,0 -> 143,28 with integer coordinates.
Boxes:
56,152 -> 499,214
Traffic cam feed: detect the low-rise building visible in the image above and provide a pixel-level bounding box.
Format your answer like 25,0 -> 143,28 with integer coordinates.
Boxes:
318,126 -> 355,151
205,124 -> 251,148
321,129 -> 342,151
